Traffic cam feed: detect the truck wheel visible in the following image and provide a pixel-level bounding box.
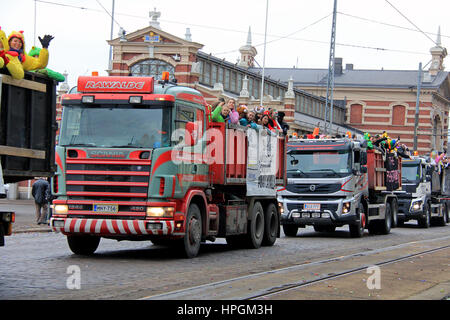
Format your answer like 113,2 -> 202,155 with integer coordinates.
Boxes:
379,202 -> 392,235
349,203 -> 366,238
262,203 -> 278,246
67,235 -> 100,255
418,202 -> 431,228
179,204 -> 202,258
282,225 -> 298,237
435,203 -> 448,227
244,201 -> 265,249
391,200 -> 398,228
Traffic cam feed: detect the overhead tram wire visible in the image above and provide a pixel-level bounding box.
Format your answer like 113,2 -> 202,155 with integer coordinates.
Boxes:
384,0 -> 438,46
338,11 -> 450,40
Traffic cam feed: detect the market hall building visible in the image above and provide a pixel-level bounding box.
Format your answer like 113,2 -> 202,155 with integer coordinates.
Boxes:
106,9 -> 359,138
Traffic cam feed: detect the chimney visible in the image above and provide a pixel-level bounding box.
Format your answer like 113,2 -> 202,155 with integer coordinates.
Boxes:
346,64 -> 353,71
334,58 -> 343,75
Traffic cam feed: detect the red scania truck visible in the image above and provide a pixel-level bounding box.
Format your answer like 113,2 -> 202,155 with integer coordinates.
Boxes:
50,74 -> 286,258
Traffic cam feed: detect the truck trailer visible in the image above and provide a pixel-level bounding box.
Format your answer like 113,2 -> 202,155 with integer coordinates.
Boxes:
0,70 -> 57,246
278,138 -> 400,238
50,74 -> 286,258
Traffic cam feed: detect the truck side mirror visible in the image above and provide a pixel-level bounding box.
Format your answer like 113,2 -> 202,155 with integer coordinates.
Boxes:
185,122 -> 198,147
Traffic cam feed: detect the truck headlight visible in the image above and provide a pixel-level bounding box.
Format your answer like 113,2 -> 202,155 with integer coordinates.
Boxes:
342,202 -> 351,214
278,202 -> 284,215
146,207 -> 174,218
54,205 -> 68,214
411,201 -> 422,211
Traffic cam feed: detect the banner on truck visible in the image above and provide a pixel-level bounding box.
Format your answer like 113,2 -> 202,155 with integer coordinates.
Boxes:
246,130 -> 278,196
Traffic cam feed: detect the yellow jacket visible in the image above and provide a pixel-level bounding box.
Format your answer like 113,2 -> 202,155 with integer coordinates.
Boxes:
0,28 -> 24,79
8,30 -> 49,71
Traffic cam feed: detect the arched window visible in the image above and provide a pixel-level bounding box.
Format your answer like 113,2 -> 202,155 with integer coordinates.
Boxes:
350,104 -> 363,124
392,105 -> 406,125
130,59 -> 175,80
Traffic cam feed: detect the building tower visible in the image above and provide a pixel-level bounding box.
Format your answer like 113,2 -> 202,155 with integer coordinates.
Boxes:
238,27 -> 257,68
429,26 -> 448,76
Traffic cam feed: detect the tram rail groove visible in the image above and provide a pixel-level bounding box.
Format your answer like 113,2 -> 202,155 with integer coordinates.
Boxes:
140,235 -> 450,300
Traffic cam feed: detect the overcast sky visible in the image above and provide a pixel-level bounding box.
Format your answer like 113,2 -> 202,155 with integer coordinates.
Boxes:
1,0 -> 449,88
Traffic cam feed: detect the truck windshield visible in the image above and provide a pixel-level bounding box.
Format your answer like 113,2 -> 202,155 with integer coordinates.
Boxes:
402,164 -> 420,183
59,105 -> 171,148
287,150 -> 351,178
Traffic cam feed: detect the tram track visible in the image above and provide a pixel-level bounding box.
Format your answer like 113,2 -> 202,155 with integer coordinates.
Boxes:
140,235 -> 450,300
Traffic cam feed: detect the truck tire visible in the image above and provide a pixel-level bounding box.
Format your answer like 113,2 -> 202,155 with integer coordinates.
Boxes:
243,201 -> 264,249
435,203 -> 448,227
349,203 -> 366,238
379,202 -> 392,235
67,235 -> 100,255
262,203 -> 278,246
391,200 -> 398,228
179,203 -> 202,258
418,202 -> 431,228
282,225 -> 298,237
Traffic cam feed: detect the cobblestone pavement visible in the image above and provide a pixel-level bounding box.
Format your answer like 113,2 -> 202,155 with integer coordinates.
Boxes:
1,217 -> 449,300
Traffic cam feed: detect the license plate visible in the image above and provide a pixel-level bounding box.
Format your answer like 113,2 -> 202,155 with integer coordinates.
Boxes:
304,203 -> 320,211
93,204 -> 119,213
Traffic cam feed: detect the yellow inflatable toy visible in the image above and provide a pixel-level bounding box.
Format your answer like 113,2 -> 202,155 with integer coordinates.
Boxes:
7,30 -> 53,72
0,27 -> 24,79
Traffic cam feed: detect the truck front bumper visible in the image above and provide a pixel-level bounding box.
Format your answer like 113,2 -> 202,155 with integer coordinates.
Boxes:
397,198 -> 425,220
50,217 -> 182,237
279,198 -> 358,227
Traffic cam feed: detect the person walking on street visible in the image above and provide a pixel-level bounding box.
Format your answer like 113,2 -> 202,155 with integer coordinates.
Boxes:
32,178 -> 49,225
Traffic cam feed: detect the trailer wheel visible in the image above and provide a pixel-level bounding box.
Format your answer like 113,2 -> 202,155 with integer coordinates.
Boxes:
179,203 -> 202,258
67,235 -> 100,255
379,202 -> 392,235
349,203 -> 366,238
391,199 -> 398,228
244,201 -> 264,249
262,203 -> 278,246
418,202 -> 431,228
435,203 -> 449,226
282,224 -> 298,237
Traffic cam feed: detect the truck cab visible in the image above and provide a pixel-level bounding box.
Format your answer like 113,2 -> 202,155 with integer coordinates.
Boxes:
278,138 -> 398,238
396,157 -> 449,227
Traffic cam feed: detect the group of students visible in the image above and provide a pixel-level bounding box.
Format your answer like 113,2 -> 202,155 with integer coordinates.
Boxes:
209,97 -> 289,136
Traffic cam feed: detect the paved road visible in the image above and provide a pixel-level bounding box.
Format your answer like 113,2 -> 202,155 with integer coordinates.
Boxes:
1,219 -> 449,300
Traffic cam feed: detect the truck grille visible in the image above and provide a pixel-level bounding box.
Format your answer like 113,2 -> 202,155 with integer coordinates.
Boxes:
66,160 -> 151,202
286,183 -> 341,194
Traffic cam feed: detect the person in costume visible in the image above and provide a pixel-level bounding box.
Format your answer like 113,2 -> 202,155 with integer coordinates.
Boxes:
7,30 -> 53,71
0,27 -> 24,79
28,46 -> 65,82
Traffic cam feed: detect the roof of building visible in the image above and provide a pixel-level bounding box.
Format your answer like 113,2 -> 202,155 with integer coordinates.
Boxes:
248,67 -> 449,89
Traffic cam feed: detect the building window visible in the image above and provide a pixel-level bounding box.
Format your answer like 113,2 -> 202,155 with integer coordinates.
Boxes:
211,65 -> 217,85
392,105 -> 406,125
204,62 -> 211,85
350,104 -> 363,124
130,59 -> 174,80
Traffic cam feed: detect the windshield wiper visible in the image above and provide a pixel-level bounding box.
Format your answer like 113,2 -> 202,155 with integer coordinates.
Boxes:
311,168 -> 339,176
287,169 -> 306,176
60,143 -> 96,147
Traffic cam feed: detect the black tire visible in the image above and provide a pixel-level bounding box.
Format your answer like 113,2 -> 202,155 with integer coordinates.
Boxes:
379,202 -> 392,235
67,235 -> 100,255
349,203 -> 366,238
435,203 -> 448,227
418,202 -> 431,228
314,225 -> 336,232
243,202 -> 265,249
282,224 -> 298,237
262,203 -> 278,246
391,200 -> 398,228
179,204 -> 202,258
